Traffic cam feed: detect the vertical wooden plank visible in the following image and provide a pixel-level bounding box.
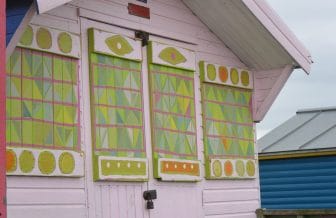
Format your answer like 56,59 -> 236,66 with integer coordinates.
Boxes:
109,186 -> 120,218
117,186 -> 128,218
0,0 -> 7,217
101,186 -> 110,218
126,186 -> 136,218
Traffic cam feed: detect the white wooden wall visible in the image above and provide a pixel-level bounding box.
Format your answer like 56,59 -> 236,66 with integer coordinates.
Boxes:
5,0 -> 285,217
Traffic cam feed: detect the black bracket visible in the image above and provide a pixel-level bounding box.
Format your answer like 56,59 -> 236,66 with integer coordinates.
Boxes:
135,30 -> 149,47
143,190 -> 157,209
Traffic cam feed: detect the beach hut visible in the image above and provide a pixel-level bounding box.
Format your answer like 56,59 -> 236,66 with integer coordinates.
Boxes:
4,0 -> 312,218
258,107 -> 336,216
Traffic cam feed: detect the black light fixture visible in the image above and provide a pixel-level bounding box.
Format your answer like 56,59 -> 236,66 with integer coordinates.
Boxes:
143,190 -> 157,209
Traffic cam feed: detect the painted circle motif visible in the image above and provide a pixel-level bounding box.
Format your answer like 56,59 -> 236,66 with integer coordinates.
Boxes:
246,160 -> 255,177
19,150 -> 35,173
230,68 -> 239,85
235,160 -> 245,177
212,160 -> 222,177
224,160 -> 233,177
58,32 -> 73,54
207,64 -> 217,81
36,27 -> 52,49
59,152 -> 75,174
6,149 -> 17,173
241,70 -> 250,87
19,25 -> 34,46
219,66 -> 228,82
38,151 -> 56,175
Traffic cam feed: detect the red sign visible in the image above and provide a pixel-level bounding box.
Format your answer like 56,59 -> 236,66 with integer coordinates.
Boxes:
128,3 -> 150,19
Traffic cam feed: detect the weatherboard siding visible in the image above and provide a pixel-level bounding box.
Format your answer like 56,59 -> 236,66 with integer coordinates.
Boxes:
6,1 -> 261,218
260,156 -> 336,209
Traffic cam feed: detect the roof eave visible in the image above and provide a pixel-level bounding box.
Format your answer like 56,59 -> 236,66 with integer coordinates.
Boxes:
35,0 -> 73,14
242,0 -> 313,74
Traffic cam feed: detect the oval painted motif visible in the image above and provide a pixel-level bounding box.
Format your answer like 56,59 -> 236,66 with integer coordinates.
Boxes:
241,70 -> 250,87
246,160 -> 255,177
59,152 -> 75,174
58,32 -> 73,54
224,160 -> 233,177
159,47 -> 186,65
6,149 -> 17,173
230,68 -> 239,85
38,151 -> 56,175
207,64 -> 216,81
219,66 -> 228,83
212,160 -> 222,177
105,35 -> 133,56
235,160 -> 245,177
19,25 -> 34,46
19,150 -> 35,173
36,27 -> 52,49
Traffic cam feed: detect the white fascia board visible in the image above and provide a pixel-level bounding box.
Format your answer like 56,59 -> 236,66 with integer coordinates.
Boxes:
36,0 -> 73,14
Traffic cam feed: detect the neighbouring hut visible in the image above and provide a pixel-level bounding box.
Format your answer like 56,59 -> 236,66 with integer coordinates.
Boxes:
258,107 -> 336,216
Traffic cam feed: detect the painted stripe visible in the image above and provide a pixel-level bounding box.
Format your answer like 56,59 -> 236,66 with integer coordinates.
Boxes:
151,70 -> 194,81
154,148 -> 197,157
95,103 -> 142,111
204,98 -> 249,108
94,85 -> 141,93
8,74 -> 76,85
7,142 -> 77,151
95,123 -> 142,129
206,117 -> 254,127
154,91 -> 194,99
155,127 -> 196,136
154,110 -> 193,118
92,62 -> 141,72
207,134 -> 254,142
94,147 -> 145,153
9,96 -> 77,107
8,117 -> 77,127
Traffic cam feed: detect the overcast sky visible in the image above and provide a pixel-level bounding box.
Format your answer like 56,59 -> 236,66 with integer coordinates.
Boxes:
256,0 -> 336,138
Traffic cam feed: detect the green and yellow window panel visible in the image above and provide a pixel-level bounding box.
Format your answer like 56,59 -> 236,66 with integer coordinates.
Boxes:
148,41 -> 200,181
6,25 -> 83,177
200,61 -> 256,180
88,28 -> 148,181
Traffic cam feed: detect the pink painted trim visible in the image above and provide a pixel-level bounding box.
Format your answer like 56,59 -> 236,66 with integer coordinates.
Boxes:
95,103 -> 142,111
9,117 -> 77,127
96,123 -> 142,129
155,91 -> 194,100
8,73 -> 76,85
208,154 -> 255,159
205,117 -> 254,127
151,70 -> 194,81
95,147 -> 145,153
207,134 -> 254,142
154,109 -> 193,119
154,148 -> 197,157
155,127 -> 196,136
7,142 -> 76,151
205,98 -> 249,108
94,85 -> 141,93
9,96 -> 77,107
92,62 -> 141,73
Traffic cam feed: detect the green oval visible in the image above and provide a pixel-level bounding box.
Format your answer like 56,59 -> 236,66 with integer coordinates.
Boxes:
58,32 -> 72,54
212,160 -> 222,177
230,68 -> 239,85
19,150 -> 35,173
235,160 -> 245,177
59,152 -> 75,174
159,47 -> 186,65
38,151 -> 56,175
36,27 -> 52,49
20,25 -> 34,46
105,35 -> 133,56
207,64 -> 216,81
241,70 -> 250,87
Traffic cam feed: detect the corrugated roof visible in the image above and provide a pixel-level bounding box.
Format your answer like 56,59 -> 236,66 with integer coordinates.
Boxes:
258,107 -> 336,154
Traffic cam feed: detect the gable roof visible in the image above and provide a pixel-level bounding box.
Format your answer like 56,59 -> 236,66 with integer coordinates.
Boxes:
183,0 -> 312,73
258,107 -> 336,154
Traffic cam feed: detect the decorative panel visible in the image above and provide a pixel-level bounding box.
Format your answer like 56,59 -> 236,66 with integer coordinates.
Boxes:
18,24 -> 81,58
6,47 -> 83,177
200,61 -> 256,179
88,28 -> 148,181
148,41 -> 200,181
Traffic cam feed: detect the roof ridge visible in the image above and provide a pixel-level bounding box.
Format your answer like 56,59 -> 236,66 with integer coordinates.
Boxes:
299,123 -> 336,150
297,106 -> 336,114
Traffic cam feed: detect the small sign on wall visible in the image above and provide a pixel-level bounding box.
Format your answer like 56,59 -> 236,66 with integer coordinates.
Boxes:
128,3 -> 150,19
